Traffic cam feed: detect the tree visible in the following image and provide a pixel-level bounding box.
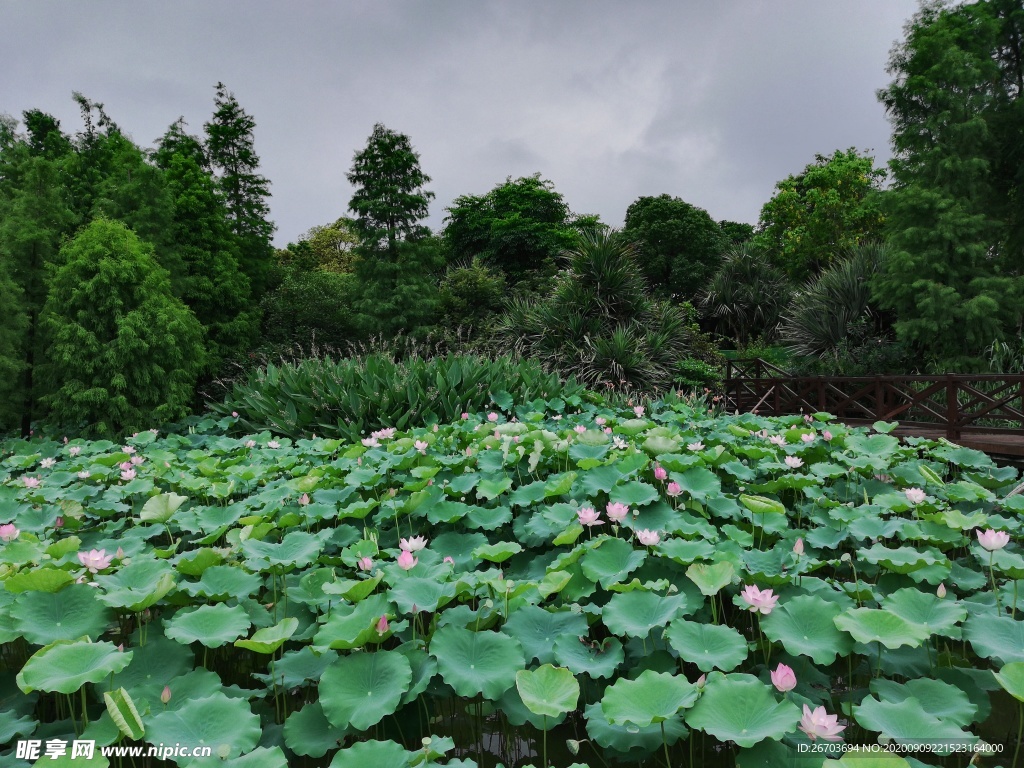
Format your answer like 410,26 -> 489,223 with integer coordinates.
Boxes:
347,124 -> 440,336
871,0 -> 1024,368
718,220 -> 754,246
302,216 -> 359,273
204,83 -> 276,297
700,244 -> 791,347
154,119 -> 256,372
443,175 -> 584,288
622,194 -> 728,303
753,149 -> 886,282
38,219 -> 205,438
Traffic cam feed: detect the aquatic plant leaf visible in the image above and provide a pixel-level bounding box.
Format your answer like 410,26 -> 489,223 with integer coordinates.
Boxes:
147,693 -> 261,764
665,619 -> 748,672
601,670 -> 697,727
431,625 -> 525,700
320,650 -> 411,730
515,664 -> 580,718
684,674 -> 799,748
760,595 -> 854,665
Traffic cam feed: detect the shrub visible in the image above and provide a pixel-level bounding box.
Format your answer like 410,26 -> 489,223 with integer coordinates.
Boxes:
699,244 -> 791,346
38,218 -> 205,437
260,269 -> 359,348
210,352 -> 588,440
675,358 -> 722,392
437,258 -> 507,330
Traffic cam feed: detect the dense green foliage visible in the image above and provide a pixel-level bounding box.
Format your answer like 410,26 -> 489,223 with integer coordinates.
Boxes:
498,231 -> 715,393
700,244 -> 792,347
38,219 -> 205,438
259,269 -> 359,349
437,257 -> 508,332
622,194 -> 728,303
0,403 -> 1021,766
753,149 -> 886,283
871,0 -> 1024,369
211,353 -> 586,441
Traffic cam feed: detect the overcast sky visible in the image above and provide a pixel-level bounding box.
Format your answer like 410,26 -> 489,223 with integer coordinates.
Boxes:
2,1 -> 921,245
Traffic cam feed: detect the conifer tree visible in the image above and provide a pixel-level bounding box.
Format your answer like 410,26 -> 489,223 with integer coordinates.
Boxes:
204,83 -> 276,297
347,124 -> 441,336
38,219 -> 205,438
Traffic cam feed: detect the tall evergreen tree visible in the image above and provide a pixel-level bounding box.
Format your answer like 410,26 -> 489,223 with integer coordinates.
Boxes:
347,124 -> 441,336
204,83 -> 276,297
872,0 -> 1024,368
154,119 -> 256,372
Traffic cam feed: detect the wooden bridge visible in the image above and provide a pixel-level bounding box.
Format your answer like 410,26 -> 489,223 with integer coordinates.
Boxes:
723,359 -> 1024,458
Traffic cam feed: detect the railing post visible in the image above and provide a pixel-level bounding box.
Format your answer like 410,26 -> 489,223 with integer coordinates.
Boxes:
874,376 -> 882,422
946,374 -> 957,439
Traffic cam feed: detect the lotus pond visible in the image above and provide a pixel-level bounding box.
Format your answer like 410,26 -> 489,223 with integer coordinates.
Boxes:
1,399 -> 1024,768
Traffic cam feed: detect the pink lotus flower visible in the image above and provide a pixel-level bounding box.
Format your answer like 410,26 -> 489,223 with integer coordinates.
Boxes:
160,686 -> 172,705
245,440 -> 256,448
400,536 -> 428,552
376,615 -> 389,634
54,517 -> 64,528
40,457 -> 56,469
823,430 -> 833,441
130,455 -> 144,466
78,549 -> 113,573
687,441 -> 704,451
803,414 -> 813,423
574,425 -> 587,434
793,538 -> 804,556
798,704 -> 845,741
976,529 -> 1010,552
769,435 -> 787,446
267,441 -> 280,449
414,440 -> 428,454
357,556 -> 373,571
120,468 -> 136,481
443,556 -> 454,565
487,412 -> 499,422
904,487 -> 926,505
654,465 -> 668,481
636,529 -> 661,546
77,471 -> 90,480
784,456 -> 804,469
606,502 -> 630,523
397,549 -> 418,570
604,427 -> 613,434
123,446 -> 136,454
937,583 -> 947,598
613,436 -> 627,449
740,584 -> 779,614
595,417 -> 606,426
461,412 -> 469,420
372,427 -> 396,440
800,433 -> 814,443
771,663 -> 797,692
298,493 -> 310,506
666,482 -> 682,497
232,411 -> 239,418
577,507 -> 603,527
119,461 -> 133,471
22,476 -> 40,489
361,437 -> 379,448
633,406 -> 645,417
69,446 -> 82,456
0,524 -> 19,542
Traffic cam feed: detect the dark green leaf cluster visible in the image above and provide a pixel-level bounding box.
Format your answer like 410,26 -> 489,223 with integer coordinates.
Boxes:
211,353 -> 586,440
700,244 -> 792,347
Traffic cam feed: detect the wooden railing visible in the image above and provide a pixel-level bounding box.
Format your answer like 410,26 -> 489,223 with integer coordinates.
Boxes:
723,359 -> 1024,439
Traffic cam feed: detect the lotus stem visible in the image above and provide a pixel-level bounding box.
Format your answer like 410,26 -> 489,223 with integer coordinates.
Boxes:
990,552 -> 1000,614
543,714 -> 549,768
1014,700 -> 1022,768
660,721 -> 670,768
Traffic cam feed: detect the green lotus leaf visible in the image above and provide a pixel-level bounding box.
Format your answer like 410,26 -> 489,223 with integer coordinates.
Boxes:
684,674 -> 800,748
182,565 -> 261,601
313,593 -> 392,650
609,480 -> 660,507
328,740 -> 410,768
3,566 -> 75,594
515,664 -> 580,718
27,750 -> 110,767
657,538 -> 715,565
388,577 -> 456,615
685,561 -> 735,596
259,646 -> 333,690
853,696 -> 977,754
673,467 -> 721,502
859,545 -> 943,574
823,754 -> 913,768
103,687 -> 144,740
430,625 -> 525,700
879,588 -> 966,638
501,605 -> 588,664
465,504 -> 512,531
320,650 -> 411,730
869,678 -> 977,727
553,634 -> 624,679
760,594 -> 854,665
833,608 -> 930,649
241,531 -> 324,571
140,492 -> 188,523
196,746 -> 289,768
602,591 -> 686,637
399,645 -> 437,705
994,661 -> 1024,702
497,683 -> 567,729
164,604 -> 251,648
580,538 -> 646,588
94,559 -> 177,611
665,619 -> 748,672
583,701 -> 687,754
964,614 -> 1024,664
11,583 -> 113,644
740,494 -> 786,516
984,548 -> 1024,578
321,573 -> 382,602
18,640 -> 133,693
235,618 -> 298,654
284,701 -> 347,758
471,541 -> 523,563
147,693 -> 261,764
601,670 -> 697,727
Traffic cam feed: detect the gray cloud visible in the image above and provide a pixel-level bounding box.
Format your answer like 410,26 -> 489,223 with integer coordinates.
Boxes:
1,1 -> 919,244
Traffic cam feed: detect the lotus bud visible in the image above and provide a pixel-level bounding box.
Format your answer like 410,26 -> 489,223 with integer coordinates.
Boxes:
161,686 -> 171,704
115,547 -> 124,560
298,493 -> 310,506
937,583 -> 947,598
696,674 -> 706,689
117,644 -> 124,652
793,538 -> 804,556
376,615 -> 389,634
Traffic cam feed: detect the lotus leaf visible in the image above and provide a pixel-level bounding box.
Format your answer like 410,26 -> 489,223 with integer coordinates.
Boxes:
147,693 -> 261,764
853,696 -> 977,753
684,674 -> 800,748
600,670 -> 697,727
515,664 -> 579,718
602,590 -> 686,637
583,701 -> 687,754
553,634 -> 624,679
501,605 -> 588,664
579,538 -> 646,588
164,604 -> 252,648
18,640 -> 132,694
665,619 -> 748,672
328,739 -> 410,768
869,677 -> 977,727
833,608 -> 930,649
760,595 -> 854,665
11,583 -> 113,644
431,625 -> 525,700
964,614 -> 1024,664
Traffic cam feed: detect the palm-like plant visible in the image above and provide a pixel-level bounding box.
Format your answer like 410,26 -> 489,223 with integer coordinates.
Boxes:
496,230 -> 705,393
780,242 -> 889,359
699,244 -> 791,346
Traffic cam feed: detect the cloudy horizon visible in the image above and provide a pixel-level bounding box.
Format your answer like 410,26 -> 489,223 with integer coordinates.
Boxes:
2,1 -> 921,245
